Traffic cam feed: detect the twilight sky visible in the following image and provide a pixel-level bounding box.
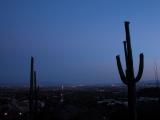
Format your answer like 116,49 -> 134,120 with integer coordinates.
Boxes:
0,0 -> 160,86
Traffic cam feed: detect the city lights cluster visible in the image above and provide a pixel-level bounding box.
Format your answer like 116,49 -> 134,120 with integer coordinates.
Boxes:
3,112 -> 23,116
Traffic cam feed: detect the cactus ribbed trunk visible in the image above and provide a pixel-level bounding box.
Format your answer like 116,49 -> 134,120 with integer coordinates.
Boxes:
116,21 -> 144,120
128,82 -> 136,120
125,22 -> 137,120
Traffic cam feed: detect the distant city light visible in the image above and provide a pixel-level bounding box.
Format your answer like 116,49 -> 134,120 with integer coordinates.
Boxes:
4,112 -> 8,116
103,116 -> 106,120
19,112 -> 22,116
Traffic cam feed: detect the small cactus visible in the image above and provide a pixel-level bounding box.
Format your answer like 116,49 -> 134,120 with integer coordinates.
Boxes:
29,57 -> 38,120
116,21 -> 144,120
34,71 -> 38,116
29,57 -> 34,120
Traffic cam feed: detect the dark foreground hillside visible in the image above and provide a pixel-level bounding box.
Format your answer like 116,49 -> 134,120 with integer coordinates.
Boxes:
0,86 -> 159,120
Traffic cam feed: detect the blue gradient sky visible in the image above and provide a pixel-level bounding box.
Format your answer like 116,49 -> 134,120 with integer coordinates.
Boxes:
0,0 -> 160,86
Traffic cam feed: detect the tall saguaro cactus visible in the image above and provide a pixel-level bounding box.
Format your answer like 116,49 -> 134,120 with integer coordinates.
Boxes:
29,57 -> 38,120
116,21 -> 144,120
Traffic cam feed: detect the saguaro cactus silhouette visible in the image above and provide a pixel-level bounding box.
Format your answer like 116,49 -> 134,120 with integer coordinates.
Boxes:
154,62 -> 160,89
34,71 -> 38,116
116,21 -> 144,120
29,57 -> 38,120
29,57 -> 34,120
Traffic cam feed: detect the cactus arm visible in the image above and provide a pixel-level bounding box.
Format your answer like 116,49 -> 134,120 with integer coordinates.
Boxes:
116,55 -> 128,85
135,53 -> 144,82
